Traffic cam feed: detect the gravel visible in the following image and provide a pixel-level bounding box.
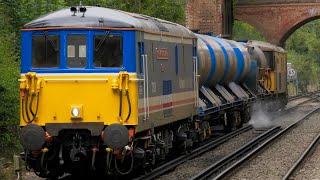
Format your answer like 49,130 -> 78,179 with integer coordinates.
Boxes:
270,99 -> 319,128
286,97 -> 311,109
224,110 -> 320,180
292,132 -> 320,179
272,103 -> 319,127
156,97 -> 320,180
292,142 -> 320,180
156,130 -> 258,180
23,172 -> 44,180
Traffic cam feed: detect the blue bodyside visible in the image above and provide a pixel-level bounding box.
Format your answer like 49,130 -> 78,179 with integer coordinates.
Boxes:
175,45 -> 178,75
163,80 -> 173,116
230,44 -> 245,82
211,37 -> 229,83
138,42 -> 144,75
21,30 -> 136,73
195,34 -> 216,84
193,46 -> 197,57
197,52 -> 201,71
163,80 -> 172,95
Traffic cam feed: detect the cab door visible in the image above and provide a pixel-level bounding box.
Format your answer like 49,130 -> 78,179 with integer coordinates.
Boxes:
138,40 -> 150,122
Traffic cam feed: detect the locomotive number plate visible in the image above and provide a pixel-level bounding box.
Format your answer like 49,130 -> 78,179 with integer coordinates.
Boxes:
156,48 -> 169,60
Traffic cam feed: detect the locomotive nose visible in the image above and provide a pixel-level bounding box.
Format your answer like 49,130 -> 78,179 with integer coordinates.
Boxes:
103,123 -> 129,150
20,124 -> 46,151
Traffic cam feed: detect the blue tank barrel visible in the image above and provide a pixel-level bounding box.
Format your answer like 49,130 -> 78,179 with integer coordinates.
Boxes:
210,37 -> 237,84
196,34 -> 251,87
196,34 -> 226,86
225,40 -> 251,82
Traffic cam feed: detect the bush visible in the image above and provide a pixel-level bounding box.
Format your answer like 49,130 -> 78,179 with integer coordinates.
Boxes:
0,30 -> 20,152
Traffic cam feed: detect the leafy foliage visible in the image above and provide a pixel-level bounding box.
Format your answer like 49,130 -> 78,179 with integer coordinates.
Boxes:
65,0 -> 186,24
232,20 -> 265,41
285,21 -> 320,91
0,1 -> 20,151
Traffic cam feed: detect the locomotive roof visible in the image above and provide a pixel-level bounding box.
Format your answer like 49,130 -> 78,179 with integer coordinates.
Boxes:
24,6 -> 196,39
249,40 -> 285,53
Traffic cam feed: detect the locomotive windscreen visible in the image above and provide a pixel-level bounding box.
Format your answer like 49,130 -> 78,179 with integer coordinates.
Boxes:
263,51 -> 274,69
32,34 -> 60,68
94,34 -> 123,68
67,34 -> 87,68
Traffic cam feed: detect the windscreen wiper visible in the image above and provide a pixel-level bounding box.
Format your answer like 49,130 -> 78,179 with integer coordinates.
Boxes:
44,31 -> 59,52
95,31 -> 110,52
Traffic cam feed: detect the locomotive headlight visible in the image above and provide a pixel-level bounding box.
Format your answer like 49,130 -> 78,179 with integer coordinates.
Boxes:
70,105 -> 83,119
71,108 -> 80,117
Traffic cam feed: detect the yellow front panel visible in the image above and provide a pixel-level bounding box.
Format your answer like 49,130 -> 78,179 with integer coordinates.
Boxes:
273,52 -> 287,94
264,71 -> 276,92
20,73 -> 138,127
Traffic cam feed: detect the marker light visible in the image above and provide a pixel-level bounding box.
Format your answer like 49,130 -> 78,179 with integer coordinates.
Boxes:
70,7 -> 77,16
79,7 -> 86,17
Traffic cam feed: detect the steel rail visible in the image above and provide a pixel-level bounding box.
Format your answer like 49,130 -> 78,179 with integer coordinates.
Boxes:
288,91 -> 320,101
213,106 -> 320,180
288,93 -> 309,101
284,95 -> 317,112
270,93 -> 317,120
133,125 -> 253,180
190,126 -> 281,180
282,132 -> 320,180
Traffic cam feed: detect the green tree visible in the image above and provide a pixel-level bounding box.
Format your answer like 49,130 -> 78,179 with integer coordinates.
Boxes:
0,0 -> 66,153
285,20 -> 320,91
0,1 -> 20,151
232,20 -> 265,41
18,0 -> 66,27
64,0 -> 186,24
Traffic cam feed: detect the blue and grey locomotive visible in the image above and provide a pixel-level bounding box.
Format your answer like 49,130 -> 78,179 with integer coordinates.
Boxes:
18,5 -> 287,178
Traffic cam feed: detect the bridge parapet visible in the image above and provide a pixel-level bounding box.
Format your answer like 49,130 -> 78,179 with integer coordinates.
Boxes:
235,1 -> 320,46
236,0 -> 320,5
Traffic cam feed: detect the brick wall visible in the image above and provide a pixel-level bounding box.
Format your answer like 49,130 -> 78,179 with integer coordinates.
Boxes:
186,0 -> 224,35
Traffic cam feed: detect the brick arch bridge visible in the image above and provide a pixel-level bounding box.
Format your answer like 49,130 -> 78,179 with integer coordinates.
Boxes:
234,0 -> 320,46
186,0 -> 320,47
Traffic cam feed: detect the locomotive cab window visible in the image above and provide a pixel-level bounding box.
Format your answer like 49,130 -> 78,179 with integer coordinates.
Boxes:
263,51 -> 274,69
67,35 -> 87,68
32,34 -> 60,68
94,34 -> 123,68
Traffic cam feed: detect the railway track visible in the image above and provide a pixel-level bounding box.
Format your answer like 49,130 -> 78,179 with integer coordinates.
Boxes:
212,106 -> 320,180
134,125 -> 252,180
190,126 -> 281,180
287,128 -> 320,179
288,91 -> 320,101
288,93 -> 310,101
282,132 -> 320,180
135,93 -> 318,180
285,93 -> 318,112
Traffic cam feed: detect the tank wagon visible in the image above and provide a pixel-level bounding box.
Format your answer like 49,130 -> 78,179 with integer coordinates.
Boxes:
18,6 -> 287,178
